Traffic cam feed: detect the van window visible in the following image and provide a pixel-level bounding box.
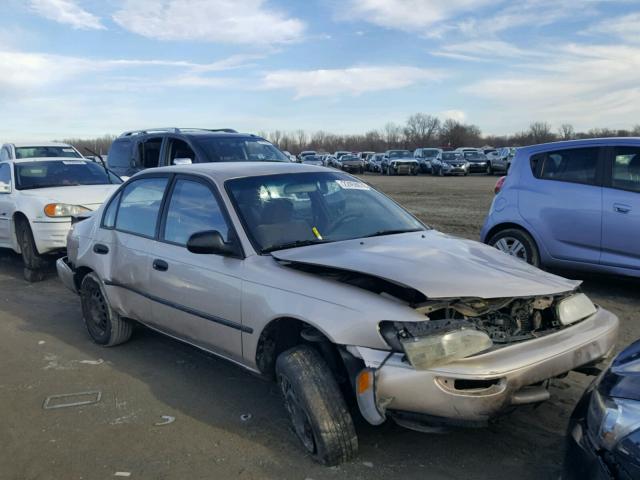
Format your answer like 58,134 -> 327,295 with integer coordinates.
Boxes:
167,139 -> 196,165
108,139 -> 133,168
611,147 -> 640,193
138,138 -> 163,169
533,147 -> 599,186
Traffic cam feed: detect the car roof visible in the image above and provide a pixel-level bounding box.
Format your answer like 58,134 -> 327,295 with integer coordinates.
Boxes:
516,137 -> 640,156
142,161 -> 328,183
8,142 -> 73,148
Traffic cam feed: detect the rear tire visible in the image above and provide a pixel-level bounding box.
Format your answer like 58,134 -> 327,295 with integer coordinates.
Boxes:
80,272 -> 132,346
488,228 -> 540,267
276,345 -> 358,465
15,218 -> 48,281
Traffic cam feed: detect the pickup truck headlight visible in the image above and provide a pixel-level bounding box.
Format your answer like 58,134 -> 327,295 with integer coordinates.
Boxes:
588,389 -> 640,450
556,293 -> 596,326
400,329 -> 492,370
44,203 -> 91,218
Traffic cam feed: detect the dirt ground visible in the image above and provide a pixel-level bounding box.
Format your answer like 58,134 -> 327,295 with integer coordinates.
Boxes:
1,173 -> 638,480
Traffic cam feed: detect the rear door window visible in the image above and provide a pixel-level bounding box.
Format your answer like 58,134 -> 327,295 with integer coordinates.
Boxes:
611,147 -> 640,193
115,177 -> 168,237
532,147 -> 600,186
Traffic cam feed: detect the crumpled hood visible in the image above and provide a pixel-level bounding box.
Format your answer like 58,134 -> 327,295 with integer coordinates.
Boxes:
272,230 -> 580,299
20,184 -> 119,209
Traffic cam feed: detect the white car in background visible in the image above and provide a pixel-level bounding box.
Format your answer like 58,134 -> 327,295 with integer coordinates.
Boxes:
0,155 -> 121,281
0,141 -> 84,161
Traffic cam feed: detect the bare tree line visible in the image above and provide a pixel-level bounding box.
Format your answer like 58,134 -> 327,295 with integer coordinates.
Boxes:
61,115 -> 640,156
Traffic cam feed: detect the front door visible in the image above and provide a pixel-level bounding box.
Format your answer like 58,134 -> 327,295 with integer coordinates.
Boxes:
601,146 -> 640,270
147,176 -> 244,361
0,163 -> 14,247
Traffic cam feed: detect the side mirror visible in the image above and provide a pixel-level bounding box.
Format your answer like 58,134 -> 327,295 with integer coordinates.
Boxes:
0,181 -> 11,194
187,230 -> 238,256
173,157 -> 192,165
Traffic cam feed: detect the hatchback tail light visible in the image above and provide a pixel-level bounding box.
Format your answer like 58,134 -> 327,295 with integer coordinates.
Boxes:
494,176 -> 506,194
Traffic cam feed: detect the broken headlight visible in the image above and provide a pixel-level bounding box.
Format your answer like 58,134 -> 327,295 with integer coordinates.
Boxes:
379,321 -> 492,370
556,293 -> 597,326
587,389 -> 640,451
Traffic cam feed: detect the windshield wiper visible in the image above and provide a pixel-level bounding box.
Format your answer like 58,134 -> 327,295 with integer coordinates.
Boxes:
362,228 -> 423,238
263,239 -> 328,253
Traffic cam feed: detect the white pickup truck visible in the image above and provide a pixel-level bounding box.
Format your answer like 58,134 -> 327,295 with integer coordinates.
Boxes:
0,143 -> 121,281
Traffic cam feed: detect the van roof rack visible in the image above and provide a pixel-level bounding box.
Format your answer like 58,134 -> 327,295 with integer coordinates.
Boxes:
119,127 -> 238,137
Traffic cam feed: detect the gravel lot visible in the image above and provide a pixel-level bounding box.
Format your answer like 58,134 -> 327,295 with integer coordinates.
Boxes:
1,173 -> 638,480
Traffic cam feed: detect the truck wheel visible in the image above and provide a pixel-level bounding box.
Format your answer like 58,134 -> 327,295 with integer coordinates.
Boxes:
80,272 -> 132,346
276,345 -> 358,465
488,228 -> 540,267
16,218 -> 48,282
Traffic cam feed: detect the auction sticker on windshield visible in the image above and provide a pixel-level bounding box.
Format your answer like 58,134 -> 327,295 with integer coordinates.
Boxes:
336,180 -> 370,190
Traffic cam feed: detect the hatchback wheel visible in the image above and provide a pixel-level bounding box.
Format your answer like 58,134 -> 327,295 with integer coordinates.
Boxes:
488,228 -> 540,267
80,272 -> 133,346
276,345 -> 357,465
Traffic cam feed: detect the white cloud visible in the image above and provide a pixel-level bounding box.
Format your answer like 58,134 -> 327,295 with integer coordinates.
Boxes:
0,48 -> 252,94
29,0 -> 105,30
261,66 -> 444,98
113,0 -> 305,45
345,0 -> 495,31
463,43 -> 640,130
440,109 -> 466,122
585,12 -> 640,43
434,40 -> 541,62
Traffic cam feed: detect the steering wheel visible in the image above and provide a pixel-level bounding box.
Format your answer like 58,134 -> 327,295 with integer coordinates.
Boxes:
326,214 -> 362,234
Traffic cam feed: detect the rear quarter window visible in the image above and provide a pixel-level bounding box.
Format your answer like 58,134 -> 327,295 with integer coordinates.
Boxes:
108,140 -> 133,168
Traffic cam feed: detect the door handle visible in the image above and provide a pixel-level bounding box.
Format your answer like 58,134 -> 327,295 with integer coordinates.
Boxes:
613,203 -> 631,214
152,259 -> 169,272
93,243 -> 109,255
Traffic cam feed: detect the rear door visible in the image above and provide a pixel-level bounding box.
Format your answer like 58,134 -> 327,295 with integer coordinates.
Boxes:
601,145 -> 640,270
519,146 -> 604,264
102,175 -> 170,323
146,175 -> 244,361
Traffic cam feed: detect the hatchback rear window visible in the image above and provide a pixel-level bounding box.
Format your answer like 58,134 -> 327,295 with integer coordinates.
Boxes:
531,147 -> 599,186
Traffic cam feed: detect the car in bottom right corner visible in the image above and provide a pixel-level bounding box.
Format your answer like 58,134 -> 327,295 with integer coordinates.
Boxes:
481,138 -> 640,278
563,338 -> 640,480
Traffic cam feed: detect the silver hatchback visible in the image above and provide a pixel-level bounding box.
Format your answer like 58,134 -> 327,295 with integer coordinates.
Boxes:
58,162 -> 618,465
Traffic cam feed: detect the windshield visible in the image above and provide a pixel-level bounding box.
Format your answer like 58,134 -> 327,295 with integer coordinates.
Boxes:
15,146 -> 81,159
341,155 -> 359,161
424,150 -> 439,158
388,150 -> 412,159
14,160 -> 121,190
226,172 -> 425,253
464,152 -> 486,160
442,153 -> 460,161
192,136 -> 289,163
303,156 -> 323,163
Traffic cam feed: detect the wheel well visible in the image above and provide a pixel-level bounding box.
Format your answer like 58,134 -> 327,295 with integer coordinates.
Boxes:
255,318 -> 360,393
74,266 -> 93,291
485,222 -> 531,244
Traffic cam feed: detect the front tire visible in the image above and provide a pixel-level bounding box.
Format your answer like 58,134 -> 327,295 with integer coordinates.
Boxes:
16,218 -> 48,281
276,345 -> 358,465
80,272 -> 133,346
488,228 -> 540,267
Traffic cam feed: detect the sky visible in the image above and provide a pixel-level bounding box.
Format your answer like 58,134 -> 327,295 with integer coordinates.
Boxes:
1,0 -> 639,141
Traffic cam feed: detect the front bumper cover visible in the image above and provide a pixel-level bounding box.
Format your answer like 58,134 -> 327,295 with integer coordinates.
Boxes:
351,306 -> 618,424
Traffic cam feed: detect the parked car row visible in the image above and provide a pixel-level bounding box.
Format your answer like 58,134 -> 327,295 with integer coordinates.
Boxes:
0,130 -> 637,474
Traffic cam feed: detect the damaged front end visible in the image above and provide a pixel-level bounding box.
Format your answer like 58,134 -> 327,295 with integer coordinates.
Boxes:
379,292 -> 597,370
